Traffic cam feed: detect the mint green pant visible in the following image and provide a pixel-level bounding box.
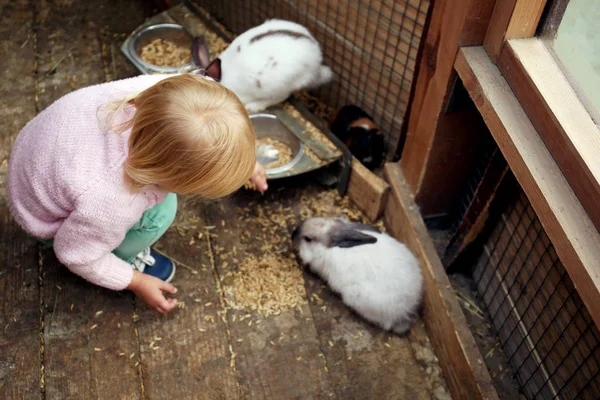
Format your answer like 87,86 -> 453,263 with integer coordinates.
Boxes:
40,193 -> 177,264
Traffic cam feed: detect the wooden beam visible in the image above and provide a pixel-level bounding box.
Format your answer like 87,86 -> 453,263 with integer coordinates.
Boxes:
347,158 -> 390,222
399,0 -> 496,214
461,0 -> 498,46
454,46 -> 600,331
412,111 -> 487,215
383,163 -> 498,400
443,148 -> 510,268
498,38 -> 600,234
483,0 -> 546,62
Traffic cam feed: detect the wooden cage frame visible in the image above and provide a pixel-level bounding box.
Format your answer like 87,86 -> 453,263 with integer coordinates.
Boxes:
382,0 -> 600,399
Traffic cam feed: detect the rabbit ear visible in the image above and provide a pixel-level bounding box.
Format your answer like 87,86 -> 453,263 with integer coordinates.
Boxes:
329,226 -> 377,248
348,222 -> 381,234
205,58 -> 222,82
192,36 -> 211,69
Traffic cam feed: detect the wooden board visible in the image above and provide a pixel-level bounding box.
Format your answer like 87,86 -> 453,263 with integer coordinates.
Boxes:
201,193 -> 335,399
35,1 -> 148,397
0,1 -> 41,398
0,0 -> 453,398
498,38 -> 600,234
443,149 -> 510,269
90,0 -> 156,82
0,0 -> 37,197
454,46 -> 600,332
0,207 -> 40,399
302,267 -> 439,400
347,158 -> 390,222
41,254 -> 141,399
208,181 -> 447,399
399,0 -> 497,215
483,0 -> 546,62
384,162 -> 498,400
133,198 -> 240,400
412,111 -> 488,215
460,0 -> 499,46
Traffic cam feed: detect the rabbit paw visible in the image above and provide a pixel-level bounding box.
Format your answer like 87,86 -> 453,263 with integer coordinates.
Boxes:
245,101 -> 272,113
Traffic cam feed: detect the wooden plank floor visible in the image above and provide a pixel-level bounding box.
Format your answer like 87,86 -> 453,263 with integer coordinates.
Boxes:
0,1 -> 450,398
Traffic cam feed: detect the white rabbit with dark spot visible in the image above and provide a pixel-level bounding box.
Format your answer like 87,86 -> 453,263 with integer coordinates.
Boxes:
194,19 -> 333,113
291,217 -> 423,334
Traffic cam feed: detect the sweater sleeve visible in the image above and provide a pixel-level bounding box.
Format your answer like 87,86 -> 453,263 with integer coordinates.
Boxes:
53,201 -> 138,291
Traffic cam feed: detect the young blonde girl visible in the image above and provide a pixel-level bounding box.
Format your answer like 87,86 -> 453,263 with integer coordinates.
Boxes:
8,73 -> 267,314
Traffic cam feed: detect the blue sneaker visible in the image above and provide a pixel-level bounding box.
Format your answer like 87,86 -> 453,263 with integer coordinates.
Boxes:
132,247 -> 176,283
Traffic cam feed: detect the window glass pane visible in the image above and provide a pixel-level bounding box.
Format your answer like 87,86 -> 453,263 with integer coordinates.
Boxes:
553,0 -> 600,114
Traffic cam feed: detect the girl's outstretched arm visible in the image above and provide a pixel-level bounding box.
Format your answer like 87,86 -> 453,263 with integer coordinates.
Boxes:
250,161 -> 268,193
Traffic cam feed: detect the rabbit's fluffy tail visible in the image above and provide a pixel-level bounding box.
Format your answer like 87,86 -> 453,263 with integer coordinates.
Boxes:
307,65 -> 333,88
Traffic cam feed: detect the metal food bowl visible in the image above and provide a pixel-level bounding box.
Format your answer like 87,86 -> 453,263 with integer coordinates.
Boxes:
250,114 -> 305,176
127,23 -> 194,73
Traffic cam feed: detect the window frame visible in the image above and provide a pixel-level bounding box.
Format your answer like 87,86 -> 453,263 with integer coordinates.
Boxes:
484,0 -> 600,234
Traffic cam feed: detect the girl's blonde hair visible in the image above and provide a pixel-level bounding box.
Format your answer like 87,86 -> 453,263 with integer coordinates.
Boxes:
106,74 -> 256,199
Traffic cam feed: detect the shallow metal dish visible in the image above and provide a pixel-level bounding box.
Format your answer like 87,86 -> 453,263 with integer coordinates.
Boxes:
127,23 -> 194,73
250,114 -> 305,176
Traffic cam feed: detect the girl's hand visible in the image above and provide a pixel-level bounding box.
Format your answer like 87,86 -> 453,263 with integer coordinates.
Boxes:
127,270 -> 178,314
250,161 -> 268,193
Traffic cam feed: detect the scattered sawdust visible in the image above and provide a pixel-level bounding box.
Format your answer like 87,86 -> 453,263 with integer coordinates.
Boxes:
202,29 -> 229,58
179,9 -> 230,58
294,90 -> 335,122
304,146 -> 322,164
282,103 -> 341,158
244,181 -> 258,191
140,39 -> 192,67
224,253 -> 306,317
256,137 -> 293,169
213,187 -> 384,317
409,320 -> 452,400
189,6 -> 235,42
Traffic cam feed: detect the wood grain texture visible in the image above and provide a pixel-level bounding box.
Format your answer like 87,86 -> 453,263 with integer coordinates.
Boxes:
454,46 -> 600,331
0,208 -> 40,399
42,254 -> 141,399
399,0 -> 496,214
202,194 -> 335,399
443,149 -> 509,268
413,111 -> 488,215
303,276 -> 437,400
383,162 -> 498,400
0,0 -> 37,197
0,0 -> 453,397
0,1 -> 41,398
134,198 -> 240,400
483,0 -> 546,62
498,38 -> 600,234
347,158 -> 390,222
460,0 -> 499,46
35,1 -> 148,398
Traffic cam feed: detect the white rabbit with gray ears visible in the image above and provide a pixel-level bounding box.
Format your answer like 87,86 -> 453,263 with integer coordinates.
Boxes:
292,217 -> 423,334
194,19 -> 333,113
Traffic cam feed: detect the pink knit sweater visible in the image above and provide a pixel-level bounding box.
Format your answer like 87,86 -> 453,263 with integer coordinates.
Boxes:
7,74 -> 175,291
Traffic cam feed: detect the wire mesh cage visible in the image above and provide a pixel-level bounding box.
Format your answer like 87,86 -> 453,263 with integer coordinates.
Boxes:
188,0 -> 430,155
473,188 -> 600,399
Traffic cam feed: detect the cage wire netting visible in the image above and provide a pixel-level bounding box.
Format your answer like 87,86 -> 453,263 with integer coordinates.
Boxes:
474,188 -> 600,399
189,0 -> 430,156
446,129 -> 499,231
